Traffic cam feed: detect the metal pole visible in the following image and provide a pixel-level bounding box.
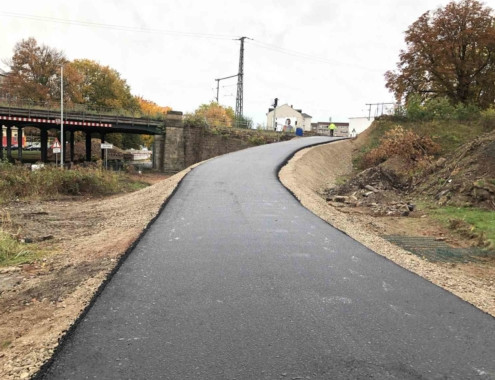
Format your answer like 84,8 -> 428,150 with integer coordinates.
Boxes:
274,107 -> 276,131
216,79 -> 220,103
60,66 -> 64,169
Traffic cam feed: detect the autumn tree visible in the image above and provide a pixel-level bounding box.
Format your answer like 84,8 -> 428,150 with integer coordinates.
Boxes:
134,97 -> 172,148
2,37 -> 83,105
385,0 -> 495,109
70,59 -> 139,111
136,96 -> 171,118
191,102 -> 235,127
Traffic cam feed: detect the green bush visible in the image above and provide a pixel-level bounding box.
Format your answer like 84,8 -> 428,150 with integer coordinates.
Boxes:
404,96 -> 480,122
480,107 -> 495,131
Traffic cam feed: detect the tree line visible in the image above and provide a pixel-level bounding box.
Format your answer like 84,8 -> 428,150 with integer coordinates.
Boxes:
1,37 -> 171,149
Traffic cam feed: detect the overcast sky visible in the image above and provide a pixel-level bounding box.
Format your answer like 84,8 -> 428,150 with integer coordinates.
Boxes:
1,0 -> 490,126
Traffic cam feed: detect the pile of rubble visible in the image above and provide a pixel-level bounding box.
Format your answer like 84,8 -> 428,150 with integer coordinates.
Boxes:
326,187 -> 416,217
324,157 -> 417,217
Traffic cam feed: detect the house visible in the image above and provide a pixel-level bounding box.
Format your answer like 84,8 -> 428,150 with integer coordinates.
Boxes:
266,104 -> 312,132
311,122 -> 349,137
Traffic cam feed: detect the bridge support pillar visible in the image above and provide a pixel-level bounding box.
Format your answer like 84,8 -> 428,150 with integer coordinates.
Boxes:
17,127 -> 23,162
62,131 -> 69,166
85,132 -> 91,162
40,129 -> 48,163
70,131 -> 75,162
100,133 -> 105,161
6,126 -> 12,162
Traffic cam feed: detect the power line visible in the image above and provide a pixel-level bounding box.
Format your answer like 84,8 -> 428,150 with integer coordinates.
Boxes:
1,11 -> 381,72
250,39 -> 382,72
0,11 -> 237,40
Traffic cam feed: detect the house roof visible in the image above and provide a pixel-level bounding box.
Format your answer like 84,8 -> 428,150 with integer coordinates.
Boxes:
301,113 -> 312,118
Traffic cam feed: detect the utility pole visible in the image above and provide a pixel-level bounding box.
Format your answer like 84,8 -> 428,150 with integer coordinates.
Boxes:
215,74 -> 238,103
60,65 -> 64,169
235,36 -> 251,127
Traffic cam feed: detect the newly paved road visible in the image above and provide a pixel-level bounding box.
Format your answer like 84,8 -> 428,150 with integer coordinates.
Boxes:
41,137 -> 495,379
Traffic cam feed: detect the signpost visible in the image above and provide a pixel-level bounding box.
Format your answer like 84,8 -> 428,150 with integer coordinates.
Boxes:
51,139 -> 61,166
101,143 -> 113,170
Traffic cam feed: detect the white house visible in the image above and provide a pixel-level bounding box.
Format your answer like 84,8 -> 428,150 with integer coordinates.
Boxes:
266,104 -> 312,132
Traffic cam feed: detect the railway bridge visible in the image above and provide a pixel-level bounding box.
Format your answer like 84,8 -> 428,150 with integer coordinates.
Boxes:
0,105 -> 181,163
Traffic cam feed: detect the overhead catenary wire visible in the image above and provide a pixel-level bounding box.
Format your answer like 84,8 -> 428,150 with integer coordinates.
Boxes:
0,11 -> 237,40
0,10 -> 380,72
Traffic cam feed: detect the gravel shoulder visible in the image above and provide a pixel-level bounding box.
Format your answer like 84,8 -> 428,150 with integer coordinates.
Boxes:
0,139 -> 493,379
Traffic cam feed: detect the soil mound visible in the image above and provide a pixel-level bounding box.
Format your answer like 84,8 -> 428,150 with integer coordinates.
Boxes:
415,130 -> 495,210
326,130 -> 495,213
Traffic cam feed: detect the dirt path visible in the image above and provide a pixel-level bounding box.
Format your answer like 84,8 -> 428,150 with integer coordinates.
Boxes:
0,140 -> 493,379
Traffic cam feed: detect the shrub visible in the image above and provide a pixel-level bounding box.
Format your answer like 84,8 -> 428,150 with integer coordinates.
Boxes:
404,95 -> 480,122
480,107 -> 495,131
361,126 -> 440,169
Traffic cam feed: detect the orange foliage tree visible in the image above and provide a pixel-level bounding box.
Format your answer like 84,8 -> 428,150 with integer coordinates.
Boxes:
135,96 -> 171,118
385,0 -> 495,108
193,102 -> 235,127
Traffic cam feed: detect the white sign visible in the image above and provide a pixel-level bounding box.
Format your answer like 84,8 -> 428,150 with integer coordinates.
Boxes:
101,143 -> 113,149
53,148 -> 61,153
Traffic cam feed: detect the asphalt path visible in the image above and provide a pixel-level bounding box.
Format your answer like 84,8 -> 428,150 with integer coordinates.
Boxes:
41,137 -> 495,379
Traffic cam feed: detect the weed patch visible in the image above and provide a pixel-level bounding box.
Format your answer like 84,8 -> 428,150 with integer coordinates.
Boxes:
427,205 -> 495,250
0,162 -> 149,203
0,230 -> 44,266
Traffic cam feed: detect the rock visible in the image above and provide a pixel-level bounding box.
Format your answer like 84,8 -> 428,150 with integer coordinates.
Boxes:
39,235 -> 54,242
363,191 -> 374,197
435,189 -> 447,200
407,203 -> 416,211
333,195 -> 349,203
364,185 -> 380,193
436,157 -> 447,167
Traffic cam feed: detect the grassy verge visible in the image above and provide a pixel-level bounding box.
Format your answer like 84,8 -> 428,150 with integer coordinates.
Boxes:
0,161 -> 150,203
0,230 -> 45,267
425,204 -> 495,250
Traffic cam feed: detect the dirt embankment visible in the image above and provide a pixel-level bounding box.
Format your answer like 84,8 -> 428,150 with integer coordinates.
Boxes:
279,139 -> 495,317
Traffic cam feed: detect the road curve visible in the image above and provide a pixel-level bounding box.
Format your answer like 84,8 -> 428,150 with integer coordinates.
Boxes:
40,137 -> 495,379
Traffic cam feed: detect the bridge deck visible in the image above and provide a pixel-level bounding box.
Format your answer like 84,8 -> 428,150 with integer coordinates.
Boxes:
0,106 -> 165,135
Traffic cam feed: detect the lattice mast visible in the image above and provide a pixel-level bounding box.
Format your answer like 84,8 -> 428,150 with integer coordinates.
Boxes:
235,37 -> 250,125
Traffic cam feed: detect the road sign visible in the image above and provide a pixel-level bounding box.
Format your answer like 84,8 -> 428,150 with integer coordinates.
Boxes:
101,143 -> 113,149
51,139 -> 61,149
53,147 -> 61,153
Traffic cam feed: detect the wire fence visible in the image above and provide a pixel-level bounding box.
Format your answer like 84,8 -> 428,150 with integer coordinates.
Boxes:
383,235 -> 492,263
